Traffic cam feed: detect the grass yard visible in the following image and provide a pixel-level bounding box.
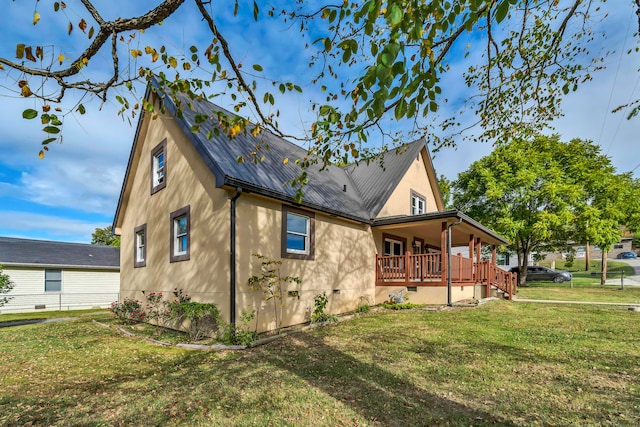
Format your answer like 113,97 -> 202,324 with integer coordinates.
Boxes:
1,302 -> 639,426
516,259 -> 640,303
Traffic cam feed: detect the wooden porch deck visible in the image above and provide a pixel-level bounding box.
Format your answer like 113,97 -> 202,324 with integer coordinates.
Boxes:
376,252 -> 517,299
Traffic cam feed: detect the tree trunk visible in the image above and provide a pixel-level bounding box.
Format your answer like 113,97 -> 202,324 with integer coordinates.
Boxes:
600,250 -> 607,285
585,240 -> 590,271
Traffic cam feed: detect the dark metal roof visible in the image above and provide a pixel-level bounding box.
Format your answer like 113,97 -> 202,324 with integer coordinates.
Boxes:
345,139 -> 426,218
158,85 -> 372,221
0,237 -> 120,269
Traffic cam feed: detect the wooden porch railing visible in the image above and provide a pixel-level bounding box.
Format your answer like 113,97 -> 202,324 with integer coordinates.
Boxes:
376,253 -> 517,299
474,260 -> 517,299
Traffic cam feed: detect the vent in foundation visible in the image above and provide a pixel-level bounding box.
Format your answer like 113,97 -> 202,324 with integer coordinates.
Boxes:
407,286 -> 417,292
35,304 -> 46,310
333,289 -> 340,294
287,291 -> 299,298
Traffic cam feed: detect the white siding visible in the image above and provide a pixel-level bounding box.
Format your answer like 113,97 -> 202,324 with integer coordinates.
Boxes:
64,269 -> 119,293
3,267 -> 44,294
1,266 -> 120,314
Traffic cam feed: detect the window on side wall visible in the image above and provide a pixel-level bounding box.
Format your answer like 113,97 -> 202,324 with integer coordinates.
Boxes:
410,190 -> 426,215
44,269 -> 62,292
134,223 -> 147,268
281,206 -> 315,260
170,206 -> 190,262
151,139 -> 167,194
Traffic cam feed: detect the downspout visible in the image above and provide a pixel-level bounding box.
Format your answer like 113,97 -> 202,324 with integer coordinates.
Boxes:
447,218 -> 463,306
230,187 -> 243,328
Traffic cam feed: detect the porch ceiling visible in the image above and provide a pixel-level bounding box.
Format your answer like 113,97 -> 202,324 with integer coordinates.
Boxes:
372,210 -> 508,247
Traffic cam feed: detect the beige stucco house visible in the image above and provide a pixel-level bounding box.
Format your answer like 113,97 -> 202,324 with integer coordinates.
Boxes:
113,80 -> 516,333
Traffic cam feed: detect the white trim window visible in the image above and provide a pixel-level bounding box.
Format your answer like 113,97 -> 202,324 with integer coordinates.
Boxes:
170,205 -> 190,262
281,206 -> 315,260
134,224 -> 146,268
44,269 -> 62,293
151,139 -> 167,194
153,149 -> 165,187
286,212 -> 310,254
174,215 -> 188,255
411,192 -> 426,215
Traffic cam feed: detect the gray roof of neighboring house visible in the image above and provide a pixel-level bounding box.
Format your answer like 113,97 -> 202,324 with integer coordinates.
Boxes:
152,80 -> 429,222
0,237 -> 120,269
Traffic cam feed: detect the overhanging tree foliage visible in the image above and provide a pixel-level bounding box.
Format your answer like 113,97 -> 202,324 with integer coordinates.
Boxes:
1,0 -> 633,170
453,134 -> 640,285
91,225 -> 121,248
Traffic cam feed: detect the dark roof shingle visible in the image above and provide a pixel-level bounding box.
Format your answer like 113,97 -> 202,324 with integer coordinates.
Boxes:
0,237 -> 120,269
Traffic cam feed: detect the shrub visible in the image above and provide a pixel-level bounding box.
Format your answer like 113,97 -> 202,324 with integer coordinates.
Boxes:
110,298 -> 145,323
311,292 -> 338,324
220,309 -> 258,346
170,300 -> 221,341
0,265 -> 15,307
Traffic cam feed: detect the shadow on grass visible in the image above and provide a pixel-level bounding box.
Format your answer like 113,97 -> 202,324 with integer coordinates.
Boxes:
1,319 -> 516,426
264,332 -> 515,426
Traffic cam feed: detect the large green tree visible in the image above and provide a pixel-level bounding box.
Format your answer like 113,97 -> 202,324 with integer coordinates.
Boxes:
453,134 -> 639,285
0,0 -> 632,170
91,225 -> 121,248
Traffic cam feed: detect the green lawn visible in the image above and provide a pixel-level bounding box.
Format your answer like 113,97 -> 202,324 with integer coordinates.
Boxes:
516,259 -> 640,303
1,303 -> 639,426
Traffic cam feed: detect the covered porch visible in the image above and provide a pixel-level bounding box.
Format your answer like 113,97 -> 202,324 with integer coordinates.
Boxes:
373,210 -> 517,302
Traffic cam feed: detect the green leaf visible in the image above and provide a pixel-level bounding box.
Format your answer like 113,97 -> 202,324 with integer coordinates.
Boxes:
495,1 -> 509,23
324,38 -> 332,52
42,137 -> 56,145
388,4 -> 403,26
22,109 -> 38,119
253,1 -> 259,21
76,104 -> 86,115
42,126 -> 60,134
252,64 -> 263,72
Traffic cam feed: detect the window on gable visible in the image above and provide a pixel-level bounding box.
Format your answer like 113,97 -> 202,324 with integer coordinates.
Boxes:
151,139 -> 167,194
44,269 -> 62,293
134,223 -> 147,268
411,190 -> 426,215
281,206 -> 315,260
170,205 -> 190,262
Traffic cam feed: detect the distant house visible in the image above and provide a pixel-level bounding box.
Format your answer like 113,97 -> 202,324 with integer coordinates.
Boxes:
543,237 -> 634,262
0,237 -> 120,313
112,80 -> 515,333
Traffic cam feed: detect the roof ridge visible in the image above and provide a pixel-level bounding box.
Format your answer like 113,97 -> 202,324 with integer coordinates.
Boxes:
0,236 -> 111,248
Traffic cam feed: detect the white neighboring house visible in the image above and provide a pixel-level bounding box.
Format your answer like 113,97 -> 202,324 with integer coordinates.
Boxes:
0,237 -> 120,313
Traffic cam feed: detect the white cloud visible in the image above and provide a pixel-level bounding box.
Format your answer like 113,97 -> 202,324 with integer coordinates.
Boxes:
0,211 -> 109,243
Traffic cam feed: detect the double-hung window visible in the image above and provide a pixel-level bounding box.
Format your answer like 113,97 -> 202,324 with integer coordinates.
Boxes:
282,206 -> 315,260
411,191 -> 426,215
44,269 -> 62,293
170,206 -> 190,262
151,139 -> 167,194
134,224 -> 147,268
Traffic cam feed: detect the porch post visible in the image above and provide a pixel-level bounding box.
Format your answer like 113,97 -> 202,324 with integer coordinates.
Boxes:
405,251 -> 411,284
475,237 -> 482,262
441,222 -> 448,285
491,245 -> 497,265
468,234 -> 475,262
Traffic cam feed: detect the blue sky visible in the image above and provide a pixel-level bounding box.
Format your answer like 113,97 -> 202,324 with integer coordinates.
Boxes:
0,1 -> 638,243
